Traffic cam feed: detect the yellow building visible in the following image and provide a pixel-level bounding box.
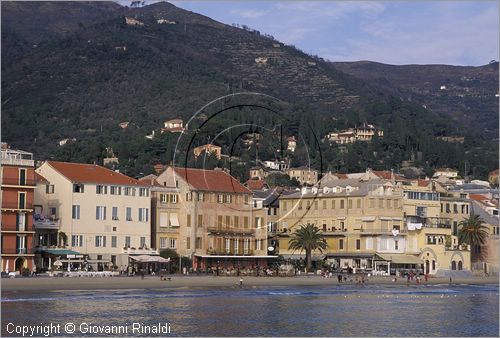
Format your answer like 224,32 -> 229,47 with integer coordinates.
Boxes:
286,167 -> 318,186
154,167 -> 271,270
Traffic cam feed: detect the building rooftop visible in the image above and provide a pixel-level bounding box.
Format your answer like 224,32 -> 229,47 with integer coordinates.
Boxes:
173,167 -> 250,194
46,161 -> 142,186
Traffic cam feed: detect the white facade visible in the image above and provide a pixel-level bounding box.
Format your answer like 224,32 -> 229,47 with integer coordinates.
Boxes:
35,163 -> 151,267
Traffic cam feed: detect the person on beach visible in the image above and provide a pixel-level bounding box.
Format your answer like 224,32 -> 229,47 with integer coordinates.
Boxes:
31,266 -> 37,277
239,277 -> 243,288
449,277 -> 452,284
338,274 -> 342,283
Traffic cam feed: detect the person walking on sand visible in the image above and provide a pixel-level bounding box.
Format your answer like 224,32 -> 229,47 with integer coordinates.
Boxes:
239,277 -> 244,288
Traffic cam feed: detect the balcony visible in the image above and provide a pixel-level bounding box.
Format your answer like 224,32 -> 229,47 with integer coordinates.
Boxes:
33,215 -> 61,230
207,226 -> 254,235
122,247 -> 159,255
1,150 -> 34,167
207,249 -> 255,256
359,228 -> 407,235
1,178 -> 36,187
1,202 -> 33,211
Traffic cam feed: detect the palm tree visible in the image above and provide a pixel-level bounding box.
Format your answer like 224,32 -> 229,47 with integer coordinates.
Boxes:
458,214 -> 489,261
288,223 -> 327,272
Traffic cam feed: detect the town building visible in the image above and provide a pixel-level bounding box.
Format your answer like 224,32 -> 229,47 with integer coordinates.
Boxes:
1,144 -> 36,274
161,118 -> 185,133
276,177 -> 470,275
433,168 -> 459,179
286,167 -> 319,186
470,198 -> 499,274
154,167 -> 271,271
193,144 -> 222,160
287,136 -> 297,153
34,161 -> 152,271
325,123 -> 383,144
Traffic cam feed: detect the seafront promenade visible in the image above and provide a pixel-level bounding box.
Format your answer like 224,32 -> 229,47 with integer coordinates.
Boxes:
2,274 -> 498,292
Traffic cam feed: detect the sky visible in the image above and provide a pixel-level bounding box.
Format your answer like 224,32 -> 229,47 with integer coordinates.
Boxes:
125,1 -> 499,66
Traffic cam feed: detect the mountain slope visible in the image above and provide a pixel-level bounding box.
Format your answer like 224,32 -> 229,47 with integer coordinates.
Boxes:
1,1 -> 497,179
331,61 -> 499,138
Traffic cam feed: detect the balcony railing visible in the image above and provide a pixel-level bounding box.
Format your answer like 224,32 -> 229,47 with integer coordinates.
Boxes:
0,157 -> 35,167
207,226 -> 254,235
1,202 -> 33,210
33,217 -> 61,230
1,178 -> 36,186
121,247 -> 159,255
207,249 -> 255,256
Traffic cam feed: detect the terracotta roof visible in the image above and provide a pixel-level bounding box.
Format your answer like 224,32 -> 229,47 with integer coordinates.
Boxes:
469,194 -> 489,202
138,174 -> 161,187
335,173 -> 348,179
245,179 -> 265,191
34,172 -> 49,184
417,179 -> 430,187
46,161 -> 141,186
173,167 -> 250,194
372,170 -> 393,179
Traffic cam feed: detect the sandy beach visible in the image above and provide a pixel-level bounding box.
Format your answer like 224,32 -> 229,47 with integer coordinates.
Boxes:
2,274 -> 498,292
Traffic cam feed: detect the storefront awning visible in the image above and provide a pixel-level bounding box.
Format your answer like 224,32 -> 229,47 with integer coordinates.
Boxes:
195,255 -> 276,259
42,249 -> 81,255
374,253 -> 423,264
326,252 -> 374,259
130,255 -> 170,263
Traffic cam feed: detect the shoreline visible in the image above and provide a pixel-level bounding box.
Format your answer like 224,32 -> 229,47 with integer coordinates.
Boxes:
2,275 -> 498,293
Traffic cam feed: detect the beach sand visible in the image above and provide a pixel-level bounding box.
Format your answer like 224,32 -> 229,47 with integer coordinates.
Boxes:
2,274 -> 498,292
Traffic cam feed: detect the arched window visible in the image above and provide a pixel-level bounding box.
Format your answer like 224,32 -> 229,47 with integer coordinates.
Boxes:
451,261 -> 457,270
458,261 -> 463,270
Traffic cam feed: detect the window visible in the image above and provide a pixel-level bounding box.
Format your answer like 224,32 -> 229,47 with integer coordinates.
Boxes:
234,216 -> 239,228
339,239 -> 344,250
340,200 -> 345,209
160,194 -> 167,203
96,206 -> 106,220
186,192 -> 193,201
244,239 -> 249,254
17,212 -> 26,231
46,184 -> 55,194
18,192 -> 26,209
197,214 -> 203,227
49,207 -> 56,217
357,199 -> 361,208
394,240 -> 399,250
111,236 -> 117,248
160,238 -> 167,249
159,213 -> 168,227
340,221 -> 345,231
126,207 -> 132,221
138,208 -> 149,222
71,235 -> 83,247
365,237 -> 373,250
356,239 -> 361,250
225,238 -> 230,253
256,239 -> 261,251
386,199 -> 391,208
187,214 -> 191,227
124,187 -> 132,196
323,200 -> 327,209
186,237 -> 191,249
416,206 -> 427,217
493,227 -> 500,235
73,183 -> 84,193
72,205 -> 80,220
196,237 -> 202,249
244,195 -> 250,204
96,185 -> 107,194
369,199 -> 374,208
225,194 -> 232,203
234,239 -> 239,253
110,186 -> 121,195
125,236 -> 131,248
218,194 -> 224,203
453,204 -> 458,214
18,168 -> 26,185
139,188 -> 149,197
112,207 -> 118,220
255,217 -> 262,229
95,236 -> 106,247
16,235 -> 26,253
244,217 -> 249,228
140,237 -> 146,248
198,192 -> 204,201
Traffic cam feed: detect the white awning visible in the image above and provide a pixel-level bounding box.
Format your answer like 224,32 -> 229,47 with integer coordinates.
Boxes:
169,213 -> 180,227
130,255 -> 170,263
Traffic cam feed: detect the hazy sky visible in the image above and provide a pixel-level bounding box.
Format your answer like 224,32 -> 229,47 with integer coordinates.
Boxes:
126,1 -> 499,66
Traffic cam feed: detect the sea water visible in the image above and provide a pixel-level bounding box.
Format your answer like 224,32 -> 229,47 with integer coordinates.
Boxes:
2,283 -> 498,336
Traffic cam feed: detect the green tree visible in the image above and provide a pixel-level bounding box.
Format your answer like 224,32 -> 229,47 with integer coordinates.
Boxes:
458,214 -> 489,261
288,223 -> 327,272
